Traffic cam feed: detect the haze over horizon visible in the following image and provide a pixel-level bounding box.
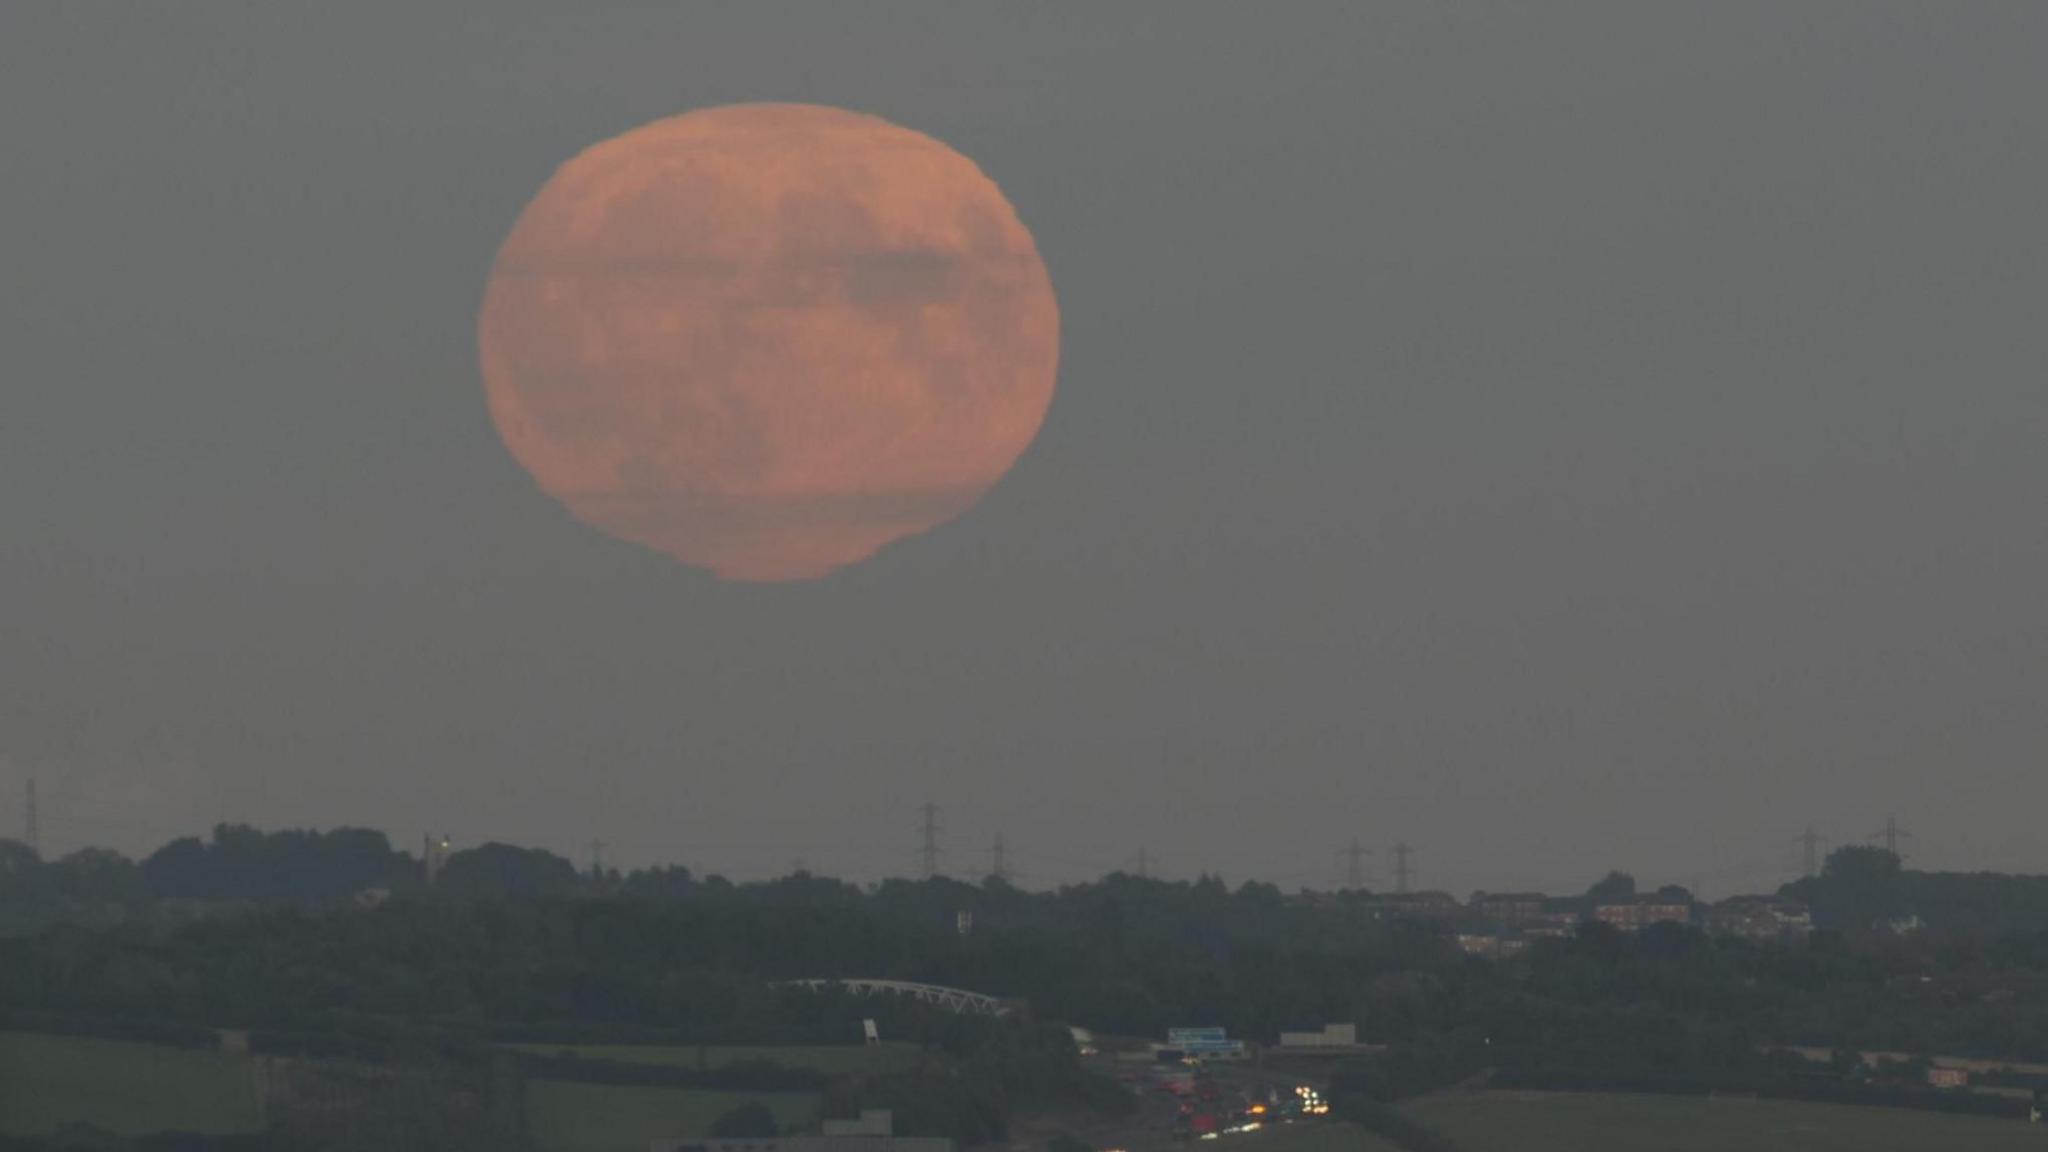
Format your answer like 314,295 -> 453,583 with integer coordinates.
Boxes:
4,5 -> 2046,901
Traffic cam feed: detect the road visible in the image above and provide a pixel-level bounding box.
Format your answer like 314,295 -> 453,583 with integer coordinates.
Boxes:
1009,1051 -> 1337,1152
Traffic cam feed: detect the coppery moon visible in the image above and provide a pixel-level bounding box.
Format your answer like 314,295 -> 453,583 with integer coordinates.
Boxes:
479,103 -> 1059,581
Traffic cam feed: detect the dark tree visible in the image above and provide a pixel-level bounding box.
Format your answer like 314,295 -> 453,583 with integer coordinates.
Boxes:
434,843 -> 582,899
142,824 -> 415,902
1587,871 -> 1637,904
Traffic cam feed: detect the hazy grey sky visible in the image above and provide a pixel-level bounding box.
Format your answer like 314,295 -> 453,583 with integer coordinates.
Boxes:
4,4 -> 2044,897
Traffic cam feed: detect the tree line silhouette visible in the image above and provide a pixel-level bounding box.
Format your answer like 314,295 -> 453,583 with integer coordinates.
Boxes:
10,827 -> 2048,1149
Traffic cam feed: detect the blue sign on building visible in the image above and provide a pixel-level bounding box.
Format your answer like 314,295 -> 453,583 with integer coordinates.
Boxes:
1165,1027 -> 1243,1056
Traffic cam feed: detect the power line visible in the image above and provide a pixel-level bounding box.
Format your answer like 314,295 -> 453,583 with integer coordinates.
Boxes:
1391,842 -> 1415,894
1340,837 -> 1373,890
1006,847 -> 1126,887
1796,826 -> 1828,878
25,776 -> 39,856
918,802 -> 942,879
1872,815 -> 1913,860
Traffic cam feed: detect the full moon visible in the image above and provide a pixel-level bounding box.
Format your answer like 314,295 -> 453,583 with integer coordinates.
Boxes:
478,104 -> 1060,581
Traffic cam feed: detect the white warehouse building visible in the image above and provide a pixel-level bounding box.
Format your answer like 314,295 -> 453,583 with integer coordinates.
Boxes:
1277,1022 -> 1358,1049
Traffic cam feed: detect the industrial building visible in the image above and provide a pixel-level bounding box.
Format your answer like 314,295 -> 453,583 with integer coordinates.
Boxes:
1592,896 -> 1693,932
1701,896 -> 1813,940
1276,1022 -> 1363,1050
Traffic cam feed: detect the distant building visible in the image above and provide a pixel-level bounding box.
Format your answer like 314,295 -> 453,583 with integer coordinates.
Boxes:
1927,1067 -> 1970,1090
1456,932 -> 1530,959
1702,897 -> 1811,940
424,835 -> 452,886
1773,902 -> 1814,936
1369,891 -> 1463,921
1156,1026 -> 1249,1061
1469,892 -> 1548,925
1523,908 -> 1583,939
654,1111 -> 953,1152
1593,897 -> 1692,932
1277,1023 -> 1358,1049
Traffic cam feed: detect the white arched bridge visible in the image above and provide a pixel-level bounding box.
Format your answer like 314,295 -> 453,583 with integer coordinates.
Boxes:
779,978 -> 1011,1016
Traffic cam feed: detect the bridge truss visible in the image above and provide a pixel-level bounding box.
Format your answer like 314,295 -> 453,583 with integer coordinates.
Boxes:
780,978 -> 1009,1016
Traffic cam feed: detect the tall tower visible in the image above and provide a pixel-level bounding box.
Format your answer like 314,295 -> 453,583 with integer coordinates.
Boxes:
918,802 -> 942,879
24,777 -> 39,857
991,833 -> 1008,883
1797,826 -> 1826,878
1341,838 -> 1372,890
1872,816 -> 1913,860
1391,842 -> 1414,894
424,834 -> 452,886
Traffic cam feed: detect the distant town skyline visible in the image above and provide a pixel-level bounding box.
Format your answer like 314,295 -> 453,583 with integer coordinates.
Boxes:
0,766 -> 1941,901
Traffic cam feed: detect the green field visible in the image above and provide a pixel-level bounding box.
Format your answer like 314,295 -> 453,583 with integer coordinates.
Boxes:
0,1032 -> 262,1138
1231,1121 -> 1406,1152
526,1080 -> 821,1152
509,1041 -> 925,1076
1409,1091 -> 2044,1152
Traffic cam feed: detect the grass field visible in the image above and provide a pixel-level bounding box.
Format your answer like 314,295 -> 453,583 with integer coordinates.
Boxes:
0,1031 -> 262,1138
525,1081 -> 822,1152
1230,1121 -> 1407,1152
1409,1091 -> 2044,1152
508,1041 -> 926,1076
